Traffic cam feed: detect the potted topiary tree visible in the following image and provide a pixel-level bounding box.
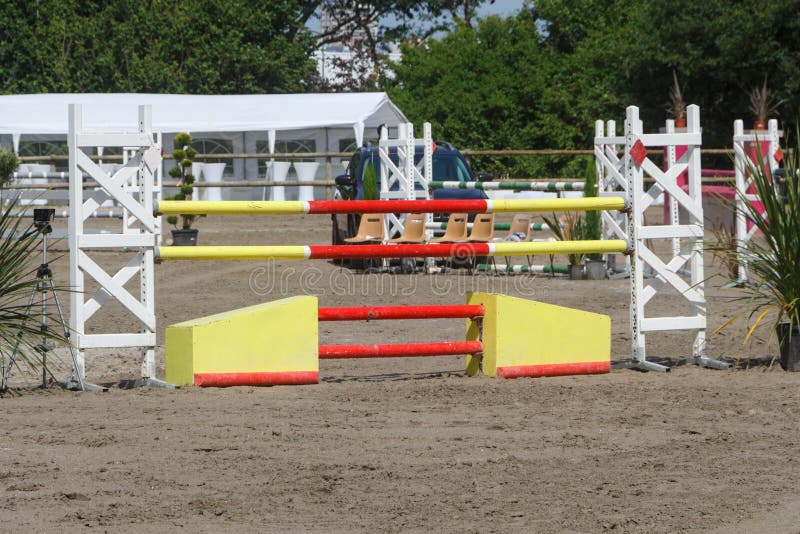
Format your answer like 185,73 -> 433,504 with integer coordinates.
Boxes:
582,158 -> 606,279
710,126 -> 800,370
166,133 -> 199,246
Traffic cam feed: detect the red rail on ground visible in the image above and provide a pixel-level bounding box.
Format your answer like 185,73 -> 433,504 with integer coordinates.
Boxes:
308,242 -> 491,259
307,199 -> 489,214
318,341 -> 483,359
318,304 -> 484,321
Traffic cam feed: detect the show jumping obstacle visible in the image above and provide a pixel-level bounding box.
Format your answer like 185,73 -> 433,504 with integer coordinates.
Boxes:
165,294 -> 611,386
68,104 -> 718,388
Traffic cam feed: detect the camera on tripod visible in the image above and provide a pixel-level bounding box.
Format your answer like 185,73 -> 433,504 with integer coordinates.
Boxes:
33,208 -> 55,234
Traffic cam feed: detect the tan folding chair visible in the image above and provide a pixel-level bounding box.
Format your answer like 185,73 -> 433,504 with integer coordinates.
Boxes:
387,214 -> 426,273
344,214 -> 384,271
462,213 -> 495,242
388,213 -> 426,244
505,214 -> 532,242
460,213 -> 495,273
500,214 -> 533,267
344,214 -> 384,244
430,213 -> 468,243
429,213 -> 468,271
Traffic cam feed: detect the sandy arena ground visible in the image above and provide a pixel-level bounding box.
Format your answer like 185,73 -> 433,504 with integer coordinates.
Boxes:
1,213 -> 799,532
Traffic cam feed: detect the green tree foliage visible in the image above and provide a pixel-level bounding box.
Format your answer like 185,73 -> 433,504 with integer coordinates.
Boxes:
535,0 -> 800,148
311,1 -> 495,91
0,0 -> 318,94
387,11 -> 609,177
388,0 -> 799,175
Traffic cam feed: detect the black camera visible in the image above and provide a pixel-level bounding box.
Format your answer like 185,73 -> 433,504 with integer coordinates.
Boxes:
33,208 -> 55,234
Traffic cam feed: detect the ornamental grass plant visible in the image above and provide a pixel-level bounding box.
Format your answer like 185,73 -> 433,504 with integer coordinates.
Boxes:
0,198 -> 67,389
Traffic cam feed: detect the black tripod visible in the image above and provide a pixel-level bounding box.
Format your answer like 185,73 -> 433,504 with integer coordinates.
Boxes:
0,209 -> 86,391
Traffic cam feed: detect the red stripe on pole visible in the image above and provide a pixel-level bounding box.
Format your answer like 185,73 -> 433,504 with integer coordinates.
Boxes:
308,242 -> 491,259
496,361 -> 610,378
307,199 -> 489,214
318,341 -> 483,359
318,304 -> 484,321
194,371 -> 319,387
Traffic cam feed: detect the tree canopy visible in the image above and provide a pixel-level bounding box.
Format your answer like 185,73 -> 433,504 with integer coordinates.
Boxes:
0,0 -> 318,94
386,0 -> 799,175
0,0 -> 798,177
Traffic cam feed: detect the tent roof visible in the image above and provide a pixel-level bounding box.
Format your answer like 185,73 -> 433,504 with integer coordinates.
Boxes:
0,92 -> 407,135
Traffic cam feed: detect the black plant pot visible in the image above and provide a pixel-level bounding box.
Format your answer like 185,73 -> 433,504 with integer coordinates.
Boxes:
585,259 -> 607,280
172,228 -> 198,246
776,323 -> 800,371
569,264 -> 584,280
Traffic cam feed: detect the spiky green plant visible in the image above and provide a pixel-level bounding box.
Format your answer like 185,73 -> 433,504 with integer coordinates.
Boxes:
710,125 -> 800,355
542,211 -> 584,266
749,76 -> 785,124
667,70 -> 686,120
0,198 -> 67,388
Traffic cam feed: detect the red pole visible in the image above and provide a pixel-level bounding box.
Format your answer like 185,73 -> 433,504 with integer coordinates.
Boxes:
318,341 -> 483,359
318,304 -> 484,321
308,242 -> 491,259
307,199 -> 488,214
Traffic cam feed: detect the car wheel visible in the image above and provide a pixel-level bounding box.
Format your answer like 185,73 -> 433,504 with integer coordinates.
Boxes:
332,214 -> 348,245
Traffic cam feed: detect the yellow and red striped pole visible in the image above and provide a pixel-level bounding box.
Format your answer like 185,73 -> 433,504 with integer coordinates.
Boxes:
155,197 -> 626,216
155,240 -> 629,261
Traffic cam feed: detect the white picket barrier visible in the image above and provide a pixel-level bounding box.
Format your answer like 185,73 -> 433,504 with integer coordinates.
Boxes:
732,119 -> 781,283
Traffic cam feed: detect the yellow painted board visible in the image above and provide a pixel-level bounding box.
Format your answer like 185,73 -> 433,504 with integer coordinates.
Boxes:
165,295 -> 318,386
467,292 -> 610,378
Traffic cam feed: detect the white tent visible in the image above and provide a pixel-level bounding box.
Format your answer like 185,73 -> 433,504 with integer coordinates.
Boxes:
0,92 -> 407,198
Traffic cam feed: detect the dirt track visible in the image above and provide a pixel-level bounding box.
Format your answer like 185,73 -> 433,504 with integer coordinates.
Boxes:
2,214 -> 799,532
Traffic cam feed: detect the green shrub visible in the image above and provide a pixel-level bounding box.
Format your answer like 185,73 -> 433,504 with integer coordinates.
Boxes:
582,158 -> 603,261
362,161 -> 379,201
0,148 -> 19,187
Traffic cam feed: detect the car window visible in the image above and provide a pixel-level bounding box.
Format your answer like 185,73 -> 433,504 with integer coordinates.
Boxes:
433,154 -> 473,182
360,149 -> 473,185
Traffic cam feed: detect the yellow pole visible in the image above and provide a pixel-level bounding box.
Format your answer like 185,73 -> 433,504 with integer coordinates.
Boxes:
157,246 -> 309,261
156,200 -> 306,215
489,197 -> 625,213
492,240 -> 628,256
